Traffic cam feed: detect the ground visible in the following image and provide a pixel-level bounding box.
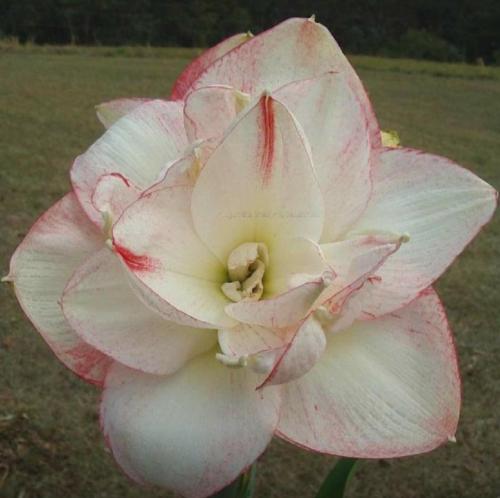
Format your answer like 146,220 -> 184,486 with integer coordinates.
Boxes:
0,47 -> 499,498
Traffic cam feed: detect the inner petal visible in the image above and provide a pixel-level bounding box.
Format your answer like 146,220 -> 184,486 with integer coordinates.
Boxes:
221,242 -> 269,302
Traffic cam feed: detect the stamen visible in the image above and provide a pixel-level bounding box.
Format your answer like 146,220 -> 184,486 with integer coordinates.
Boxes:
222,242 -> 269,302
215,353 -> 248,368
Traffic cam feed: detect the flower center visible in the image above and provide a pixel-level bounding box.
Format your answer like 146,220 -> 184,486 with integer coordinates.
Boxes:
221,242 -> 269,302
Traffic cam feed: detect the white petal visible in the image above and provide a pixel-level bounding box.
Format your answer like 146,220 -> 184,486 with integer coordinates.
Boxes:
7,193 -> 111,384
96,98 -> 150,129
62,248 -> 217,375
226,281 -> 323,329
277,288 -> 461,457
184,84 -> 244,143
101,353 -> 281,498
260,316 -> 326,387
346,148 -> 498,317
218,323 -> 286,357
191,94 -> 324,263
112,184 -> 233,328
276,72 -> 377,240
71,100 -> 187,225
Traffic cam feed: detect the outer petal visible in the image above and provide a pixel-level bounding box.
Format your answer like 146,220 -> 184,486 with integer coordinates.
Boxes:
112,185 -> 233,328
101,353 -> 281,498
275,72 -> 377,240
277,288 -> 461,457
96,98 -> 150,129
62,248 -> 217,376
191,95 -> 324,263
71,100 -> 187,226
346,148 -> 498,318
6,193 -> 111,384
171,32 -> 253,100
190,17 -> 380,147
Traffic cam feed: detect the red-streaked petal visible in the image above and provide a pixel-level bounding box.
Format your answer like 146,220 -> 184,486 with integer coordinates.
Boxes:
101,352 -> 281,498
7,193 -> 111,384
71,100 -> 187,226
171,32 -> 253,100
277,288 -> 461,457
62,248 -> 217,375
112,184 -> 233,328
191,94 -> 324,263
346,147 -> 498,318
190,17 -> 380,148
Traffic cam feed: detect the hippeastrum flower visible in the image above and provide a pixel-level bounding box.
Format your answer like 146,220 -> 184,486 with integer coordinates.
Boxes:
5,16 -> 497,498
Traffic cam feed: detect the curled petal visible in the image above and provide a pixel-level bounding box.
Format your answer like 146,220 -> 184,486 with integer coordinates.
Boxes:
258,315 -> 326,388
277,288 -> 461,458
91,173 -> 141,230
71,100 -> 187,226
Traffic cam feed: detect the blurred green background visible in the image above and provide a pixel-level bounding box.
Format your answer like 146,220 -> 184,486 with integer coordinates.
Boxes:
0,47 -> 499,497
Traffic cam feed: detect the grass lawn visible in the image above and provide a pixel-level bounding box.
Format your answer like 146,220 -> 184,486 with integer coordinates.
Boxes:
0,47 -> 499,498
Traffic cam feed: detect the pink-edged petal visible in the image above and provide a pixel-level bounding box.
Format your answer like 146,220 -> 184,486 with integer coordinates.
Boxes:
259,316 -> 326,388
6,193 -> 111,385
190,17 -> 380,148
71,100 -> 187,226
346,148 -> 498,318
62,248 -> 217,376
275,72 -> 377,241
191,94 -> 324,263
112,184 -> 234,328
184,85 -> 244,143
218,323 -> 286,358
314,233 -> 404,311
101,352 -> 281,498
277,288 -> 461,457
171,32 -> 253,100
226,281 -> 323,329
91,173 -> 141,226
96,98 -> 151,129
157,139 -> 216,188
266,237 -> 330,295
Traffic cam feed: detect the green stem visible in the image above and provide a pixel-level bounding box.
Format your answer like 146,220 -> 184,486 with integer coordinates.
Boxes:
315,458 -> 358,498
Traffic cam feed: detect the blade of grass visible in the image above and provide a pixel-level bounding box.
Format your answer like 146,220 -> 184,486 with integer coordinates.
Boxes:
315,458 -> 358,498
